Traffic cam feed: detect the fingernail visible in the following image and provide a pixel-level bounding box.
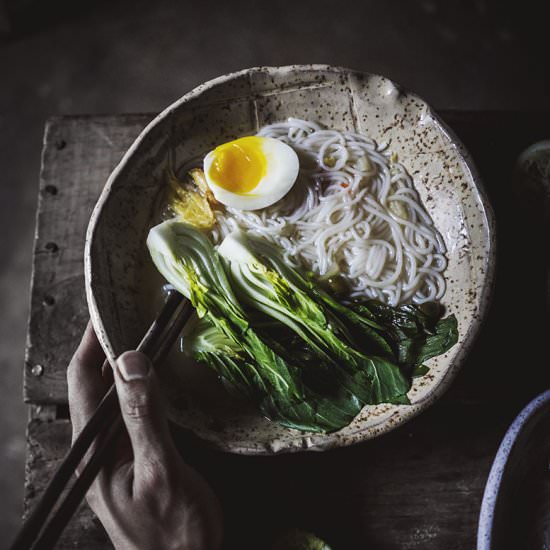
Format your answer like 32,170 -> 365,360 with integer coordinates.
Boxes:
117,352 -> 151,381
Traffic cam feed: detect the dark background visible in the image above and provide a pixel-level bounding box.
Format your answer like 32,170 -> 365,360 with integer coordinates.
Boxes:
0,0 -> 548,544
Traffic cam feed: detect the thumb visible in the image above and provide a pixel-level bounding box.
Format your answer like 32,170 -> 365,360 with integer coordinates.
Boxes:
114,351 -> 176,474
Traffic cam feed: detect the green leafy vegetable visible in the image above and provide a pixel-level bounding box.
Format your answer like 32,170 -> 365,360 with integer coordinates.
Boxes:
147,220 -> 458,433
271,528 -> 332,550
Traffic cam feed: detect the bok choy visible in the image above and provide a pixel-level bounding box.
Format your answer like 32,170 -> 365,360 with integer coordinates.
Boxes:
147,220 -> 458,433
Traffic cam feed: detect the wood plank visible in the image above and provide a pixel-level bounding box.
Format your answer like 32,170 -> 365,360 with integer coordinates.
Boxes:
24,399 -> 499,549
24,115 -> 153,404
196,397 -> 500,549
24,416 -> 111,549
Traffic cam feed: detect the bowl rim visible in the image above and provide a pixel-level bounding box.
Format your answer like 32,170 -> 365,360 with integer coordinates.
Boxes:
85,64 -> 497,454
477,389 -> 550,549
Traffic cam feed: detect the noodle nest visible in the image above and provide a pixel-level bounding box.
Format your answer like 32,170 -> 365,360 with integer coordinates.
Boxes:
209,118 -> 446,306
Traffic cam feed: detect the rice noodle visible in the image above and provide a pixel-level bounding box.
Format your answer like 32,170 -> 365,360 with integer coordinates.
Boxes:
209,118 -> 446,306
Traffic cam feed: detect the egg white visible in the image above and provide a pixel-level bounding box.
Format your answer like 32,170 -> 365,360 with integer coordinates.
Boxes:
203,136 -> 299,211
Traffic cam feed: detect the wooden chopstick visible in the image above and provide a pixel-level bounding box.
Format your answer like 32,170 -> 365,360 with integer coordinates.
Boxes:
11,290 -> 193,550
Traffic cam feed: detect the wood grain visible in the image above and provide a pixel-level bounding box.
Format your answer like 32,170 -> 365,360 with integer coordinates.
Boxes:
22,111 -> 550,548
24,415 -> 111,549
25,115 -> 153,404
24,401 -> 499,550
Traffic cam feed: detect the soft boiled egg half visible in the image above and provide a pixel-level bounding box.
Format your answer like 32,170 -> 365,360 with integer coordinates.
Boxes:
203,136 -> 299,210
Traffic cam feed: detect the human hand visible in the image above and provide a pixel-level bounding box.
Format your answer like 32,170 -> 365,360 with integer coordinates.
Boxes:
67,322 -> 223,550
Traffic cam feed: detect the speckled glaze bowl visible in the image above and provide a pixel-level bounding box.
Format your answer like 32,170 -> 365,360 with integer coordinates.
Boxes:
478,390 -> 550,549
85,65 -> 495,454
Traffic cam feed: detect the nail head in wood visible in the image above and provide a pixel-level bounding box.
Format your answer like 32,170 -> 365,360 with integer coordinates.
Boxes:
31,364 -> 44,377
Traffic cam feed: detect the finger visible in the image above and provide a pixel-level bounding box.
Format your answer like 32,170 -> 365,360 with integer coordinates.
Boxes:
67,321 -> 108,441
114,351 -> 177,483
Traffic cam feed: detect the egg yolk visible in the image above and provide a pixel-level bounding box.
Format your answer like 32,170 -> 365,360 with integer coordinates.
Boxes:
207,136 -> 267,194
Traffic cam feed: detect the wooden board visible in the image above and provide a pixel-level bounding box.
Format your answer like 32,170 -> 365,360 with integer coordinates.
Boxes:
23,111 -> 550,548
24,416 -> 110,548
25,402 -> 497,550
25,114 -> 153,404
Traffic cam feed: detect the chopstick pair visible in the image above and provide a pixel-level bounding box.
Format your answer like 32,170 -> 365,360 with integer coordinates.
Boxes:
11,289 -> 193,550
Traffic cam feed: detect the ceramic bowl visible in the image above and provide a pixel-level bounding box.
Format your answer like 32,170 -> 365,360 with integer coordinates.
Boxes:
85,65 -> 495,454
478,390 -> 550,549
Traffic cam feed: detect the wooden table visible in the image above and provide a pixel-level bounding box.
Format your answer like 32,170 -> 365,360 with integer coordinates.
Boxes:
23,112 -> 550,549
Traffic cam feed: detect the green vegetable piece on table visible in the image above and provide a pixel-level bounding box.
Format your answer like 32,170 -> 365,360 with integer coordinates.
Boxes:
271,528 -> 332,550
